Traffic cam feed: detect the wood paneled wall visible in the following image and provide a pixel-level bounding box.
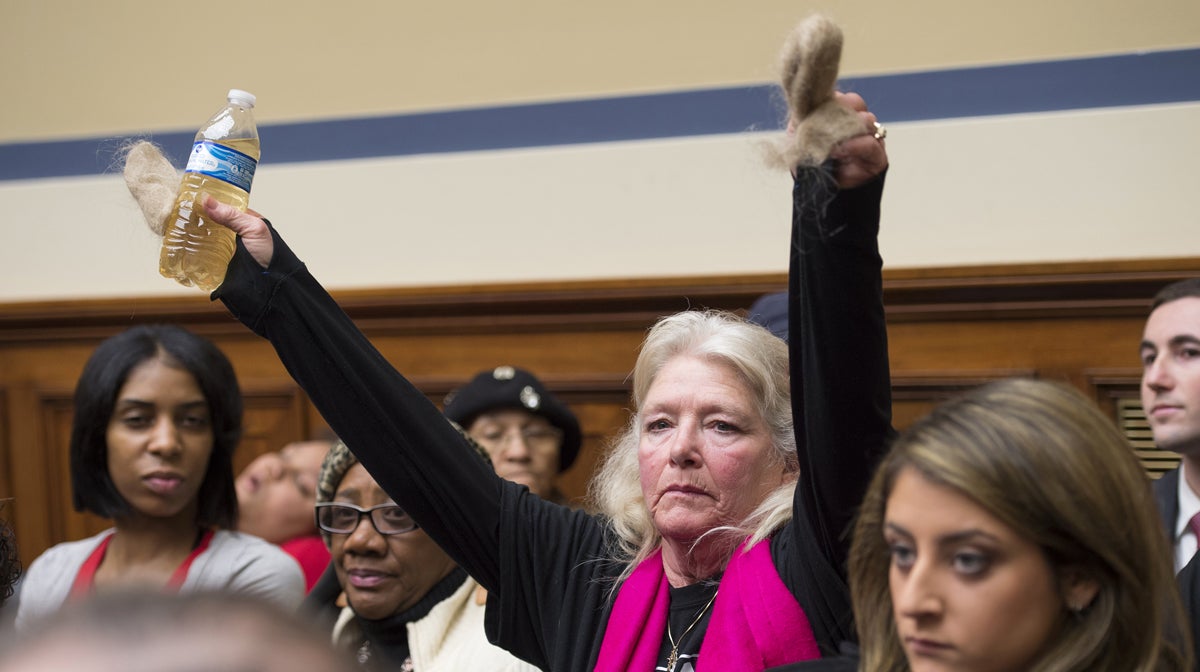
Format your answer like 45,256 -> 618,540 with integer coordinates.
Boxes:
3,257 -> 1199,568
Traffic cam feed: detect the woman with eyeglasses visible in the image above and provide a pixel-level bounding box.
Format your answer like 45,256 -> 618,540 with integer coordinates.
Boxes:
443,366 -> 582,506
310,440 -> 539,671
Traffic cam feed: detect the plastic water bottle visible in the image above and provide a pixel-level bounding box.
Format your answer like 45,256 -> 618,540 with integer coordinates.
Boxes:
159,89 -> 260,291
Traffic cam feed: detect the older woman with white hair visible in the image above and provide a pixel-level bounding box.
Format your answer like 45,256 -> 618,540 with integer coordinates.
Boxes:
197,87 -> 891,671
198,95 -> 890,670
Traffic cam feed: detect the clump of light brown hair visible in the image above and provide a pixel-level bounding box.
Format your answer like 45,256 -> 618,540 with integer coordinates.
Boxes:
765,13 -> 866,170
121,140 -> 178,237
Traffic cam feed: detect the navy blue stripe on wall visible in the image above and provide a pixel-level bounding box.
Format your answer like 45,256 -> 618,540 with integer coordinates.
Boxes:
2,48 -> 1197,182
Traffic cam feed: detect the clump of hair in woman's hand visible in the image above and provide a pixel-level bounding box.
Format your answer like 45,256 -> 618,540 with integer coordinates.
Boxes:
767,13 -> 865,169
121,140 -> 179,237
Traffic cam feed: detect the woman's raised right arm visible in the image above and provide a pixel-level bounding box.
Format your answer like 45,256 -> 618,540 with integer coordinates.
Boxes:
205,197 -> 506,591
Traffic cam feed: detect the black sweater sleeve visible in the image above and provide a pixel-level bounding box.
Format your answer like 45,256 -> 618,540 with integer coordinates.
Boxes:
215,228 -> 621,671
772,165 -> 896,651
213,225 -> 507,591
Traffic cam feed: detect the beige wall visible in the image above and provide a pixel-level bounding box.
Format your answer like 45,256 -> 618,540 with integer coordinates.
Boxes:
5,0 -> 1197,139
1,0 -> 1198,302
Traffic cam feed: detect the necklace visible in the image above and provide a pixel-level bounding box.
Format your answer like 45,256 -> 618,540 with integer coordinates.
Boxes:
665,589 -> 718,671
355,639 -> 413,671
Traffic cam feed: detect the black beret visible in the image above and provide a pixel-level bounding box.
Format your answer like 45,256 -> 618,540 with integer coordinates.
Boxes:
443,366 -> 582,472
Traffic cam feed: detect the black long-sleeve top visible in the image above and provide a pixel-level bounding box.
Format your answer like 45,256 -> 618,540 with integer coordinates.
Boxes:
213,166 -> 894,671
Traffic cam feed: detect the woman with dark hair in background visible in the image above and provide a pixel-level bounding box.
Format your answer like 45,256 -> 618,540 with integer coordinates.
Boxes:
14,325 -> 303,631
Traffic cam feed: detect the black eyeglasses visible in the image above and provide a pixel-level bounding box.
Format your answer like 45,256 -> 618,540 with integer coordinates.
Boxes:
314,503 -> 419,536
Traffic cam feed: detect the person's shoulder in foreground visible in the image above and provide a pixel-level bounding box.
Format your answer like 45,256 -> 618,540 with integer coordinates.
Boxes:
0,589 -> 357,672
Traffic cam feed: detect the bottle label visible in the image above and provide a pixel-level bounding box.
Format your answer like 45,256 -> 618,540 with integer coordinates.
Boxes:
184,140 -> 257,192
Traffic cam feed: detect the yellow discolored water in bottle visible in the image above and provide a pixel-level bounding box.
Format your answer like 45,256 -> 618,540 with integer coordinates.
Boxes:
159,90 -> 260,292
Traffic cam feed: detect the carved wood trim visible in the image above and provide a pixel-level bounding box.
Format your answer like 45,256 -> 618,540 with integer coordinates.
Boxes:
0,386 -> 9,507
37,389 -> 89,542
2,257 -> 1199,342
3,258 -> 1195,565
890,370 -> 1039,398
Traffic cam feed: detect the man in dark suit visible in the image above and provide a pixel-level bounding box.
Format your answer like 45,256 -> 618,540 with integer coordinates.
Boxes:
1143,278 -> 1200,659
1144,278 -> 1200,570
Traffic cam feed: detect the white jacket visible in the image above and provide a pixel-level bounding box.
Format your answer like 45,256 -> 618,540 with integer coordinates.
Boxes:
332,575 -> 537,671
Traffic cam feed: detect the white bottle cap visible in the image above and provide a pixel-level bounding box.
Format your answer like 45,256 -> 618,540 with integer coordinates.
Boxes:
227,89 -> 257,108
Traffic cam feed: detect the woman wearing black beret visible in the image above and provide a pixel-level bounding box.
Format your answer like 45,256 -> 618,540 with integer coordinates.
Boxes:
443,366 -> 581,506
